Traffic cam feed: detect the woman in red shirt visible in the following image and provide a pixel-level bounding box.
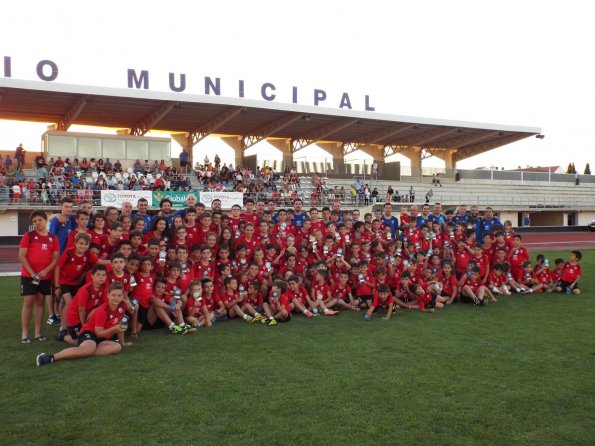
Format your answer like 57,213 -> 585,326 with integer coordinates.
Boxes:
18,210 -> 60,344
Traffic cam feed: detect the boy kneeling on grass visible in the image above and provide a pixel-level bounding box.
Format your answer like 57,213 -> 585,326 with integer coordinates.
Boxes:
36,282 -> 130,367
364,284 -> 394,321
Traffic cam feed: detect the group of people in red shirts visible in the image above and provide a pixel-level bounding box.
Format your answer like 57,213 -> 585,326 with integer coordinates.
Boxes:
19,196 -> 583,367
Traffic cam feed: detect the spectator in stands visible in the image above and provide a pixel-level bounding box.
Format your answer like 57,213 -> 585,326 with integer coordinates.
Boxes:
372,161 -> 379,180
113,160 -> 122,173
15,143 -> 25,169
4,154 -> 14,171
16,169 -> 26,183
79,158 -> 89,173
142,160 -> 150,175
72,158 -> 80,170
104,158 -> 113,173
0,170 -> 6,187
180,149 -> 189,173
386,185 -> 394,203
409,186 -> 415,203
425,188 -> 433,203
432,172 -> 443,187
97,158 -> 105,173
371,187 -> 379,204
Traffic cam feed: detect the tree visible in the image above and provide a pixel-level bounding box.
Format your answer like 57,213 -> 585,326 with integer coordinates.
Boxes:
585,163 -> 591,175
571,163 -> 577,174
566,163 -> 573,174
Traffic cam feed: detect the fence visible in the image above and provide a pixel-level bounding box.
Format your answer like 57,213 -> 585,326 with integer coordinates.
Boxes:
457,169 -> 595,184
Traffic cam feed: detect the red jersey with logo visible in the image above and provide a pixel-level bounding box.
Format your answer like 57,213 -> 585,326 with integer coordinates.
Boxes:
57,248 -> 99,285
194,261 -> 215,281
331,283 -> 352,301
67,282 -> 109,326
234,236 -> 259,260
106,270 -> 131,295
81,302 -> 127,338
20,230 -> 60,280
312,282 -> 331,301
372,291 -> 394,309
454,249 -> 472,274
98,236 -> 120,261
131,273 -> 156,309
287,286 -> 309,305
487,271 -> 506,287
415,290 -> 433,310
463,276 -> 484,293
221,289 -> 239,307
201,293 -> 222,313
437,272 -> 458,296
177,265 -> 194,293
509,247 -> 530,274
241,212 -> 260,227
274,292 -> 292,313
354,273 -> 376,297
89,230 -> 104,247
561,262 -> 582,283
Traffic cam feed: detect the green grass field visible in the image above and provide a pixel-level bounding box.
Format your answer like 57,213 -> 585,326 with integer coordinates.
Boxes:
2,250 -> 594,445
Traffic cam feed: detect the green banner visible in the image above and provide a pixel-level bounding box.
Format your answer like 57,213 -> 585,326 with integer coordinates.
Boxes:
152,191 -> 197,208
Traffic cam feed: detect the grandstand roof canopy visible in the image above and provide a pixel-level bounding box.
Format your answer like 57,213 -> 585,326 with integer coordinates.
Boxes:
0,78 -> 541,161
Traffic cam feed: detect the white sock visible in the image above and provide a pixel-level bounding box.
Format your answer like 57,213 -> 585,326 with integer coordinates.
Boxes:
168,322 -> 175,329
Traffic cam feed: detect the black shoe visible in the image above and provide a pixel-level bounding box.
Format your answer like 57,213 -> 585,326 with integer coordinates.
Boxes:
55,329 -> 67,342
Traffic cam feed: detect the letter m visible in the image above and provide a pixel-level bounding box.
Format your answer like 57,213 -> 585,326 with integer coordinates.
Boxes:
127,69 -> 149,89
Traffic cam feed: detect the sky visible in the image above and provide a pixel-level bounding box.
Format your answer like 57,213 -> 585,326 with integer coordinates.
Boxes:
1,0 -> 593,172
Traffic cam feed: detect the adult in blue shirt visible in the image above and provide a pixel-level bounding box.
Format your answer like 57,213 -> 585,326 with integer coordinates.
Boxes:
48,197 -> 76,253
150,198 -> 176,227
416,204 -> 432,229
475,207 -> 502,244
427,202 -> 447,227
381,202 -> 399,237
179,149 -> 190,174
453,204 -> 470,226
131,197 -> 152,233
291,198 -> 307,228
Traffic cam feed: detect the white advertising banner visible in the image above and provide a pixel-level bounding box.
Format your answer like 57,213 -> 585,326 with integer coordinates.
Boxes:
100,190 -> 153,208
199,192 -> 244,209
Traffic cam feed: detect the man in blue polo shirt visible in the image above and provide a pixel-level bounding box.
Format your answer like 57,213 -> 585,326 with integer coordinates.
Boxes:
380,202 -> 399,238
291,198 -> 307,228
48,197 -> 75,254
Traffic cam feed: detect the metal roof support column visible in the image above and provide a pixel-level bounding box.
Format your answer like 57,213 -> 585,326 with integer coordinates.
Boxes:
220,136 -> 244,170
268,139 -> 293,173
402,147 -> 422,179
317,142 -> 344,177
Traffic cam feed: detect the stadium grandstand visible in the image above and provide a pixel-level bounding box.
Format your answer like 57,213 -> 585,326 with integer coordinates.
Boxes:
1,78 -> 594,240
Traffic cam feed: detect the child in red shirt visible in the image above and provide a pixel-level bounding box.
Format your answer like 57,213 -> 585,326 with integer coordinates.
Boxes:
553,250 -> 583,295
363,284 -> 394,321
37,282 -> 130,367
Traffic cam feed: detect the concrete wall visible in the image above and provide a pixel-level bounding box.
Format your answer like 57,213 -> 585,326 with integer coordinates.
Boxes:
499,211 -> 518,227
530,211 -> 565,227
578,211 -> 595,226
0,211 -> 20,236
